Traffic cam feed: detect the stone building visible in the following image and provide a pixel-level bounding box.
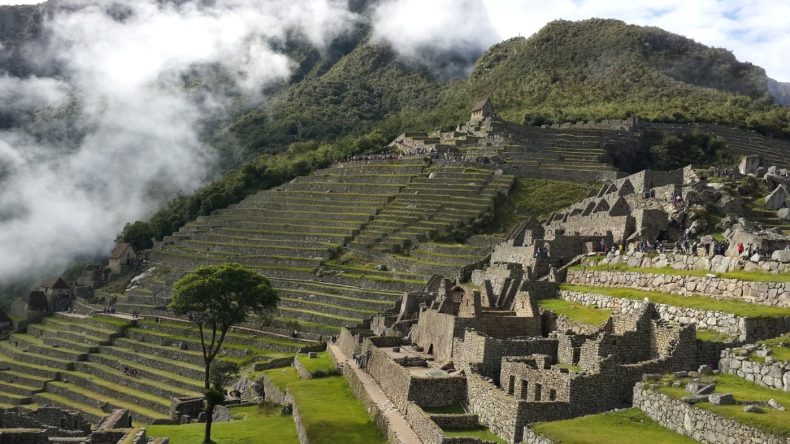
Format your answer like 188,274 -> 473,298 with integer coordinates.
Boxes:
108,242 -> 137,274
37,276 -> 72,312
470,98 -> 495,122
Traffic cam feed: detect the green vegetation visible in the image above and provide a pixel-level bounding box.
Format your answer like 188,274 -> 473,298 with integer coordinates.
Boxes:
170,263 -> 280,443
296,352 -> 337,376
261,366 -> 300,390
574,263 -> 790,283
147,403 -> 298,444
751,333 -> 790,363
289,376 -> 385,444
606,132 -> 734,173
538,298 -> 611,326
120,221 -> 155,251
493,178 -> 596,231
696,329 -> 736,343
531,408 -> 696,444
658,374 -> 790,437
562,284 -> 790,319
443,426 -> 506,443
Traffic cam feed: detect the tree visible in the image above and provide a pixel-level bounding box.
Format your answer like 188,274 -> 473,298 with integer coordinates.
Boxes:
169,263 -> 278,444
120,221 -> 154,251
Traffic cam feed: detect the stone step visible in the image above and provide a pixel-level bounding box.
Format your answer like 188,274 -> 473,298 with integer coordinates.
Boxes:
62,371 -> 172,415
0,390 -> 31,405
112,337 -> 205,367
0,342 -> 74,371
0,381 -> 41,396
10,334 -> 87,362
98,345 -> 204,381
74,361 -> 200,400
33,392 -> 113,424
0,370 -> 54,388
28,324 -> 109,347
85,353 -> 203,394
43,381 -> 171,424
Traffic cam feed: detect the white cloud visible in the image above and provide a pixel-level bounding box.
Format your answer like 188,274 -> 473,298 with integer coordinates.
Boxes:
0,0 -> 358,281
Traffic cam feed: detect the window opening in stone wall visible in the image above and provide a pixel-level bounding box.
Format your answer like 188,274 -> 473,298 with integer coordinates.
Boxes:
507,375 -> 515,395
520,379 -> 529,399
549,388 -> 556,401
534,383 -> 542,401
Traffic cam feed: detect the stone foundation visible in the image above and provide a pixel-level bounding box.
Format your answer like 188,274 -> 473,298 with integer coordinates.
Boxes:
719,348 -> 789,391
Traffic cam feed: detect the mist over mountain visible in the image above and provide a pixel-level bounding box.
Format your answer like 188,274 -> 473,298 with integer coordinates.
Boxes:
0,1 -> 788,298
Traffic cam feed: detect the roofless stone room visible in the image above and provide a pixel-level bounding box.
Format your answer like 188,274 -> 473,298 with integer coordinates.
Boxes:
0,1 -> 789,443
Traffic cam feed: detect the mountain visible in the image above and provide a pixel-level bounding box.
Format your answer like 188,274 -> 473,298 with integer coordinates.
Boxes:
767,78 -> 790,106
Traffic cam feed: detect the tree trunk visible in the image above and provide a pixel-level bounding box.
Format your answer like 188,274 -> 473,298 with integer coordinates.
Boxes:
204,403 -> 214,443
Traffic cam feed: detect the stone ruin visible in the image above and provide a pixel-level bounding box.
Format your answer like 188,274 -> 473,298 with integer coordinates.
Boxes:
0,406 -> 145,444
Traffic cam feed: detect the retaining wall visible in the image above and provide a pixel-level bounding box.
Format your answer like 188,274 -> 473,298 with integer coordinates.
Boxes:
719,348 -> 790,391
567,268 -> 790,308
559,290 -> 790,342
633,383 -> 785,443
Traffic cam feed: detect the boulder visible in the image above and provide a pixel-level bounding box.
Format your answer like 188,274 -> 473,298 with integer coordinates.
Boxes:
212,405 -> 232,422
708,393 -> 734,405
698,365 -> 713,375
778,208 -> 790,221
739,155 -> 762,175
765,185 -> 789,210
771,250 -> 790,263
743,404 -> 764,413
696,384 -> 716,395
768,399 -> 785,411
681,395 -> 709,404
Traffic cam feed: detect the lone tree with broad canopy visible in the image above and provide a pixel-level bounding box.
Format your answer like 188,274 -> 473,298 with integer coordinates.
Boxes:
169,263 -> 278,443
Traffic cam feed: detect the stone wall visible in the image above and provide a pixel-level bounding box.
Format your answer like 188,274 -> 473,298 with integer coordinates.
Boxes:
408,376 -> 467,408
559,289 -> 790,342
719,348 -> 789,391
455,331 -> 558,382
521,428 -> 556,444
567,268 -> 790,308
0,429 -> 48,444
339,355 -> 401,444
633,383 -> 785,443
292,402 -> 309,444
589,251 -> 789,275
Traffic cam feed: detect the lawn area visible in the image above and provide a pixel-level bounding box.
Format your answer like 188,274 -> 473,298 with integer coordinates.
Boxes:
696,329 -> 736,343
443,426 -> 506,443
658,373 -> 790,437
531,408 -> 695,444
147,404 -> 298,444
261,366 -> 300,390
492,178 -> 596,232
573,263 -> 790,283
561,284 -> 790,319
538,298 -> 611,326
296,352 -> 336,375
289,376 -> 385,444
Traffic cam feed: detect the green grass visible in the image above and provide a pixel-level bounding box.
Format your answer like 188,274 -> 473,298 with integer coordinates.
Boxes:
531,408 -> 696,444
147,403 -> 298,444
696,329 -> 736,343
556,363 -> 582,373
561,284 -> 790,319
492,178 -> 596,232
574,263 -> 790,283
261,366 -> 300,390
443,426 -> 506,443
422,404 -> 467,414
296,352 -> 336,376
751,333 -> 790,362
658,373 -> 790,437
289,376 -> 385,444
538,298 -> 611,326
92,315 -> 132,328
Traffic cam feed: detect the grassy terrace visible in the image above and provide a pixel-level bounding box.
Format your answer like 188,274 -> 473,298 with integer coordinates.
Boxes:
538,298 -> 611,326
137,319 -> 305,349
573,263 -> 790,283
561,284 -> 790,319
749,333 -> 790,363
657,373 -> 790,437
296,352 -> 336,375
531,408 -> 695,444
696,329 -> 736,343
148,403 -> 298,444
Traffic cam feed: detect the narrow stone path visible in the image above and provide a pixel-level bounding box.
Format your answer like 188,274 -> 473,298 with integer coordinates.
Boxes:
328,344 -> 423,444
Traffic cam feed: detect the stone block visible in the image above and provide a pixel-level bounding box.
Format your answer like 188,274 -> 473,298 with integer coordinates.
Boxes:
768,398 -> 785,411
696,384 -> 715,395
708,393 -> 734,405
743,404 -> 763,413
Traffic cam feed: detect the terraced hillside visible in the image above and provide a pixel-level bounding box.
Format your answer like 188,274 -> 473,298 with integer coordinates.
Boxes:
110,159 -> 513,338
498,127 -> 626,181
0,312 -> 309,424
645,122 -> 790,169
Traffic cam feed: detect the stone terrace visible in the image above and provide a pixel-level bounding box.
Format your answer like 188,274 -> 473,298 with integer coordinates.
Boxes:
0,312 -> 306,425
111,159 -> 512,339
